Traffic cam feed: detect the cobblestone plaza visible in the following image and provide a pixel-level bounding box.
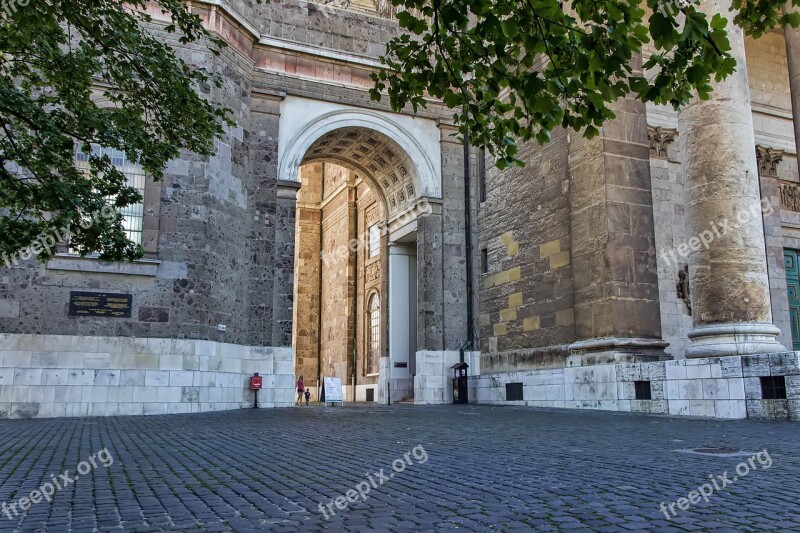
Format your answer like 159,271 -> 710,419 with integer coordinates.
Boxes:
0,405 -> 798,531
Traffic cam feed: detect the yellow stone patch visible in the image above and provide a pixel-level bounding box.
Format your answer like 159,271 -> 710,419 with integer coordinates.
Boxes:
540,239 -> 560,258
508,292 -> 523,308
499,308 -> 517,322
508,267 -> 521,281
549,251 -> 570,269
493,323 -> 508,336
495,270 -> 510,285
523,316 -> 541,331
507,241 -> 519,257
500,231 -> 515,246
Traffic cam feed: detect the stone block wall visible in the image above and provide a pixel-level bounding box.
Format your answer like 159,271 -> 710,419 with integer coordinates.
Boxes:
477,130 -> 573,362
0,334 -> 294,419
467,353 -> 800,420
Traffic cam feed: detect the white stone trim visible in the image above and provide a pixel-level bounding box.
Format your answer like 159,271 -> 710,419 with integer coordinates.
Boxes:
278,97 -> 442,199
46,255 -> 160,277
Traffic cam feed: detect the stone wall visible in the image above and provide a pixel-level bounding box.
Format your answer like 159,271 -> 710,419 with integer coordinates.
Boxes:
0,333 -> 294,419
477,130 -> 573,364
320,166 -> 354,382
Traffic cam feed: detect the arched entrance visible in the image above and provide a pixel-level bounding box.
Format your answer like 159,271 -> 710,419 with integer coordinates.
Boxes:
279,97 -> 443,404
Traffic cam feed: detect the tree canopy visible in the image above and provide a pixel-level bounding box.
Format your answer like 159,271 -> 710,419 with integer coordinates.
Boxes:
0,0 -> 796,263
371,0 -> 800,168
0,0 -> 231,263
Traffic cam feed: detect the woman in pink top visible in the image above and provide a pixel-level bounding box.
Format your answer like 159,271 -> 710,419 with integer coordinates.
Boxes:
296,375 -> 304,405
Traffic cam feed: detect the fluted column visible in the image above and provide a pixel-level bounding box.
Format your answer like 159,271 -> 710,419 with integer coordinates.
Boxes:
679,0 -> 785,357
786,16 -> 800,173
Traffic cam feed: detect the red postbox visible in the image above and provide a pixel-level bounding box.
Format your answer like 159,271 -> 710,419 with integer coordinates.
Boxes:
250,373 -> 262,409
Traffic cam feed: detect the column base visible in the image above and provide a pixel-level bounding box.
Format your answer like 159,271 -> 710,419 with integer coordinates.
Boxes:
686,323 -> 786,358
567,337 -> 671,366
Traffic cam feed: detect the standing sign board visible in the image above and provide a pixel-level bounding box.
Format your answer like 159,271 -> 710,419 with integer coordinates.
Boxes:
323,377 -> 344,405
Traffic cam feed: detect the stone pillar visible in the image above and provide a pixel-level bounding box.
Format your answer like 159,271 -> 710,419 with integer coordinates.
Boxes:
786,20 -> 800,171
568,55 -> 669,364
679,0 -> 785,357
291,163 -> 323,390
387,243 -> 415,401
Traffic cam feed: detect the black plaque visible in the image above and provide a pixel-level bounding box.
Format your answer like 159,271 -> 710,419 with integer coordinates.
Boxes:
68,291 -> 133,318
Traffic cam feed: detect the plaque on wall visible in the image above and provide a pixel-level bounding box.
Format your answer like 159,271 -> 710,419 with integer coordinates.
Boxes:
68,291 -> 133,318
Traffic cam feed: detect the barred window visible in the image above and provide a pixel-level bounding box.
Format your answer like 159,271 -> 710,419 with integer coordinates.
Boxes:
367,293 -> 380,375
74,145 -> 146,246
368,223 -> 380,258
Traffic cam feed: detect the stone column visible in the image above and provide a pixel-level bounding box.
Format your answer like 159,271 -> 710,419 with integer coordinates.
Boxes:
291,163 -> 323,391
679,0 -> 785,357
786,19 -> 800,170
568,54 -> 669,364
387,243 -> 415,401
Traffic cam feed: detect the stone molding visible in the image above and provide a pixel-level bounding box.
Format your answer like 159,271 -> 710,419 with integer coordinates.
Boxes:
756,145 -> 784,177
686,322 -> 786,358
46,256 -> 160,277
647,125 -> 677,158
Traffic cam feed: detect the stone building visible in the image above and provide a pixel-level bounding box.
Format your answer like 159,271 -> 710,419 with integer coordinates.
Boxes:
0,0 -> 799,419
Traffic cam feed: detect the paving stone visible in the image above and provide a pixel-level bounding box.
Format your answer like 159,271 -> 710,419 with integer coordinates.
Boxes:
0,405 -> 798,531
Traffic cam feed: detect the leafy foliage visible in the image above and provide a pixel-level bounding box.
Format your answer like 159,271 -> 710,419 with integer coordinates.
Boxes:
0,1 -> 232,262
371,0 -> 800,169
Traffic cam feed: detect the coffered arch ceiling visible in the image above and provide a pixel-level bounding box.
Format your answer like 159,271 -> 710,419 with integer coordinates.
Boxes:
302,127 -> 418,215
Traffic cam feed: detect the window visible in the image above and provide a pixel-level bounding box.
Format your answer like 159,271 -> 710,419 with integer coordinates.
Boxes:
634,381 -> 652,400
760,376 -> 787,400
505,383 -> 523,401
481,248 -> 488,274
478,148 -> 487,203
367,293 -> 381,374
368,224 -> 380,258
74,145 -> 146,246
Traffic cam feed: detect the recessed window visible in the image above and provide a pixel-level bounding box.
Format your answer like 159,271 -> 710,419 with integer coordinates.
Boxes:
760,376 -> 787,400
481,248 -> 488,274
478,148 -> 487,203
74,144 -> 146,246
367,293 -> 380,375
368,224 -> 380,258
505,382 -> 523,401
634,381 -> 652,400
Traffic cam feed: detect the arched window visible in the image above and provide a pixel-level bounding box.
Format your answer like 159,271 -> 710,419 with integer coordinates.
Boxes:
367,293 -> 380,375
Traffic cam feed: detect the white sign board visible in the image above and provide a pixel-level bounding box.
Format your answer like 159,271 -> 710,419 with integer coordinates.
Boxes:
323,377 -> 344,404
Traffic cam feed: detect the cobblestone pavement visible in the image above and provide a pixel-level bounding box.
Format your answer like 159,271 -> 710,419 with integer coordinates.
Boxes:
0,405 -> 799,532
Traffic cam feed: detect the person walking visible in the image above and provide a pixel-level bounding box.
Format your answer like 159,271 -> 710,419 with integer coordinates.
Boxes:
296,375 -> 305,405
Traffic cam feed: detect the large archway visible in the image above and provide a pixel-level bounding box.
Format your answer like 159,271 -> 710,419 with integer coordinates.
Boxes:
281,99 -> 443,404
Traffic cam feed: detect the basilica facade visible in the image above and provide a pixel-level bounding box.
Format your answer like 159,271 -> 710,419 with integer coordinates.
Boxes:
0,0 -> 798,419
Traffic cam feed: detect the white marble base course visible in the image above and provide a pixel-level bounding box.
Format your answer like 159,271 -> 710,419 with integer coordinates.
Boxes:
467,352 -> 800,420
0,334 -> 294,419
